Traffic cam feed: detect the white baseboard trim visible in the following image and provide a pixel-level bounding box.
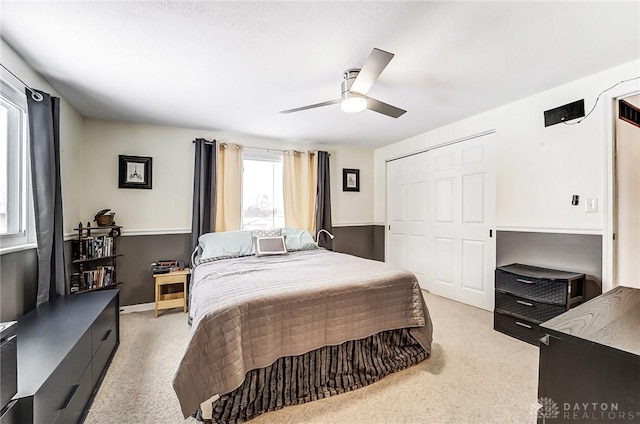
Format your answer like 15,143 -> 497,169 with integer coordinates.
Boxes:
120,302 -> 155,314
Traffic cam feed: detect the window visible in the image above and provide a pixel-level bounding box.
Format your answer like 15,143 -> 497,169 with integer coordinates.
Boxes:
0,78 -> 33,252
241,150 -> 285,230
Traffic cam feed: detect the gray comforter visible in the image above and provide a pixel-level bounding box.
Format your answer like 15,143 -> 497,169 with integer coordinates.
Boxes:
173,249 -> 433,418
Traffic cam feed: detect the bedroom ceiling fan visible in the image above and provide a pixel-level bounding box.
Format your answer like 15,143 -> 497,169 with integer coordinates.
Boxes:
279,48 -> 406,118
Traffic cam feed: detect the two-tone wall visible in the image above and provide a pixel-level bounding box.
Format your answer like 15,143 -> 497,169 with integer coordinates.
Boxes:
0,40 -> 84,321
3,35 -> 638,315
80,119 -> 377,306
374,59 -> 640,294
1,35 -> 379,313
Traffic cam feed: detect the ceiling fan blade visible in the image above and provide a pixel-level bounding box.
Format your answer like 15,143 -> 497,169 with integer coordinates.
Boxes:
350,48 -> 394,95
279,99 -> 340,114
366,97 -> 406,118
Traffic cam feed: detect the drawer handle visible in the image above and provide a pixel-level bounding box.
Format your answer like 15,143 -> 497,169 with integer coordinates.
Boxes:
516,300 -> 534,307
102,329 -> 112,342
516,278 -> 535,285
515,321 -> 532,329
1,334 -> 17,344
60,384 -> 79,410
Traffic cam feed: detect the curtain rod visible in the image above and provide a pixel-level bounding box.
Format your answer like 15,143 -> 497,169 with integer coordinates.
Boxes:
192,138 -> 331,156
234,145 -> 331,156
192,138 -> 216,145
0,63 -> 44,102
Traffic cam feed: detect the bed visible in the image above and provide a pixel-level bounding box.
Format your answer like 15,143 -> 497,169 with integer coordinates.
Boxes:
172,229 -> 433,423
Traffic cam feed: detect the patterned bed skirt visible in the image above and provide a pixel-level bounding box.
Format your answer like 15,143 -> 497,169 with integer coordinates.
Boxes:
195,327 -> 429,423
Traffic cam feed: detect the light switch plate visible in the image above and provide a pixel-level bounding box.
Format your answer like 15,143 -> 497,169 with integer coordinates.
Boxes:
585,197 -> 598,213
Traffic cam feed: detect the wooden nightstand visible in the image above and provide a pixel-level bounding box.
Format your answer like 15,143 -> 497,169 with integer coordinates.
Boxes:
154,269 -> 189,318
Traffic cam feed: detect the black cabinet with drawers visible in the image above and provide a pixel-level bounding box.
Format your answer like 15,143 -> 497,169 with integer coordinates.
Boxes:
537,286 -> 640,423
1,290 -> 119,424
494,264 -> 584,345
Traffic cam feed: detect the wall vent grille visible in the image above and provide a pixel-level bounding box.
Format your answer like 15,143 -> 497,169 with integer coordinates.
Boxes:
619,99 -> 640,128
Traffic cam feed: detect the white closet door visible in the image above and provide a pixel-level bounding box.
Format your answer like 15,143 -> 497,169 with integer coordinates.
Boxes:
386,133 -> 496,310
427,133 -> 496,310
386,153 -> 429,285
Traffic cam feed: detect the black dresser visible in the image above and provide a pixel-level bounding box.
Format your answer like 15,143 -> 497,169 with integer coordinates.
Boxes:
538,286 -> 640,423
494,264 -> 584,345
1,290 -> 119,424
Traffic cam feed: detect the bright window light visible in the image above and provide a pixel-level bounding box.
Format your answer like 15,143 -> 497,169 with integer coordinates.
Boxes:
0,104 -> 9,234
241,150 -> 285,230
0,78 -> 34,252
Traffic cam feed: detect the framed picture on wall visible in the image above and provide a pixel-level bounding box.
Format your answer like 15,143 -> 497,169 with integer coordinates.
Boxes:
119,155 -> 152,189
342,168 -> 360,192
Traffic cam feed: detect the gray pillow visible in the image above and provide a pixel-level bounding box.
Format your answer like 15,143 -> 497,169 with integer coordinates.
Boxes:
251,228 -> 282,238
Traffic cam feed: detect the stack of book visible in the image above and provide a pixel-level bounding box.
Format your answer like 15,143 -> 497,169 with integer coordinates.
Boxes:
73,235 -> 115,259
70,266 -> 115,292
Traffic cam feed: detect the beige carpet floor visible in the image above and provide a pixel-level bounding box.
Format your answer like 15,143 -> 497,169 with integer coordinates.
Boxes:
85,292 -> 539,424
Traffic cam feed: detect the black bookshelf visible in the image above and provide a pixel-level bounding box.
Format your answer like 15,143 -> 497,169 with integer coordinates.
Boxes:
71,223 -> 123,294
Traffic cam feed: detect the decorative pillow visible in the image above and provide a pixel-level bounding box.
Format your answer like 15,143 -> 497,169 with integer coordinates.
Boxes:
198,230 -> 254,262
251,228 -> 282,238
254,236 -> 288,256
282,228 -> 318,251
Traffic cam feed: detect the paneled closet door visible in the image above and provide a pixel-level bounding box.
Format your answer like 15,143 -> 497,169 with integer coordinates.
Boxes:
427,133 -> 496,311
386,152 -> 429,285
386,132 -> 496,311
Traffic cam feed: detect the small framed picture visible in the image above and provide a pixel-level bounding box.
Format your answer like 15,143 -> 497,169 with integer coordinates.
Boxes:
342,168 -> 360,192
119,155 -> 152,189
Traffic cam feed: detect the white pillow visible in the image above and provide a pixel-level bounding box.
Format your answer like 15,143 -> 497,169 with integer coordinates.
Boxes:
282,228 -> 318,251
198,230 -> 254,261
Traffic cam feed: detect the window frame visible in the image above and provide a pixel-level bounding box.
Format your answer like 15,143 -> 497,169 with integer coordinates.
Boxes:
0,77 -> 35,254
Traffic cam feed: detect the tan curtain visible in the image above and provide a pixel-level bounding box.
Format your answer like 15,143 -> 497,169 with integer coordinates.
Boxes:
283,150 -> 317,233
215,143 -> 243,231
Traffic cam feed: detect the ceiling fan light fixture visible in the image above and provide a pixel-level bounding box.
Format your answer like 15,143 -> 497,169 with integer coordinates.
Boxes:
279,49 -> 404,118
341,93 -> 367,113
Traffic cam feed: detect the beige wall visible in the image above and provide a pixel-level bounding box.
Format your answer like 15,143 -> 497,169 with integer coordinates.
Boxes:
1,39 -> 84,236
81,119 -> 374,234
374,60 -> 640,234
615,94 -> 640,288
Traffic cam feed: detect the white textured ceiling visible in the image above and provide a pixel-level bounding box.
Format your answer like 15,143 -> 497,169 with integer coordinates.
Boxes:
1,1 -> 639,147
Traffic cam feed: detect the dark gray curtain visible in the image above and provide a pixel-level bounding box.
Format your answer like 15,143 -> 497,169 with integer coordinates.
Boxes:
26,89 -> 66,306
191,138 -> 217,251
315,151 -> 333,250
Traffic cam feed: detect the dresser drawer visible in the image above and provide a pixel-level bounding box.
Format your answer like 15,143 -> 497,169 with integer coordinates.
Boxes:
1,333 -> 17,410
91,321 -> 117,388
34,331 -> 91,423
494,312 -> 541,346
495,269 -> 567,305
495,291 -> 566,323
91,298 -> 116,357
53,365 -> 92,424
